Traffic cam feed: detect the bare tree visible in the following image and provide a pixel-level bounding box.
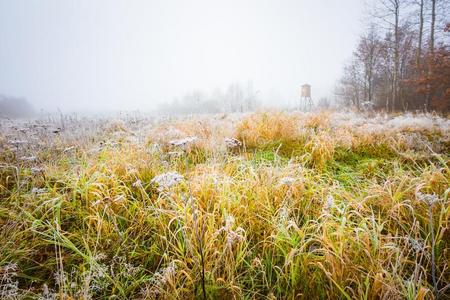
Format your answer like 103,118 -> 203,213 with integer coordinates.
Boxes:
430,0 -> 436,53
416,0 -> 425,66
356,25 -> 381,104
338,58 -> 364,109
371,0 -> 404,111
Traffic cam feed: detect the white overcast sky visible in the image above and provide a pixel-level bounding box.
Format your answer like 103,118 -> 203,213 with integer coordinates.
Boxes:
0,0 -> 364,112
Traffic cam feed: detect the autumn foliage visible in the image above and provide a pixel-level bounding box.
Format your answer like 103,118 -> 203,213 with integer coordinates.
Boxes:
412,47 -> 450,111
337,0 -> 450,113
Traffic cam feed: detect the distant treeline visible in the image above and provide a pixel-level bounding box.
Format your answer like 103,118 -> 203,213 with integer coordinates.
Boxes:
158,82 -> 260,115
0,94 -> 35,118
336,0 -> 450,112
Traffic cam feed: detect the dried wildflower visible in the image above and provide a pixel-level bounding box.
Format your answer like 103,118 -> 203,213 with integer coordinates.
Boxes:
279,177 -> 296,186
108,255 -> 140,279
20,156 -> 37,162
150,172 -> 184,191
31,167 -> 44,175
169,136 -> 198,147
50,128 -> 61,134
308,242 -> 321,253
63,146 -> 75,153
215,215 -> 246,249
287,220 -> 298,230
39,283 -> 56,300
158,262 -> 176,285
8,140 -> 28,146
150,261 -> 177,287
31,187 -> 47,194
132,180 -> 142,188
1,263 -> 17,274
150,143 -> 161,153
123,263 -> 140,277
94,253 -> 107,261
251,257 -> 262,268
53,269 -> 66,287
278,205 -> 290,224
167,151 -> 184,158
91,264 -> 107,280
211,175 -> 219,188
415,192 -> 439,206
127,167 -> 138,175
112,195 -> 125,205
322,194 -> 334,215
224,137 -> 242,148
0,281 -> 18,299
408,237 -> 425,252
226,229 -> 245,249
225,215 -> 235,229
1,263 -> 19,296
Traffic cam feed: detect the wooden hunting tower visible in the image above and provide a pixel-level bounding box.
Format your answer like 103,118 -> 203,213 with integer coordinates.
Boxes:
300,84 -> 313,110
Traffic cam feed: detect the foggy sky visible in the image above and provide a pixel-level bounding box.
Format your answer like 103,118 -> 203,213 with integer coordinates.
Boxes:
0,0 -> 364,112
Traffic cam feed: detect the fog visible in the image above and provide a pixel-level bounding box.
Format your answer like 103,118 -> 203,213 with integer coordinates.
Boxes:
0,0 -> 363,113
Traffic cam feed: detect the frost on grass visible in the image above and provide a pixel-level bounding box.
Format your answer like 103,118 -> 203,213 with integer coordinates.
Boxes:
1,112 -> 449,299
150,172 -> 184,191
330,111 -> 450,133
387,113 -> 450,131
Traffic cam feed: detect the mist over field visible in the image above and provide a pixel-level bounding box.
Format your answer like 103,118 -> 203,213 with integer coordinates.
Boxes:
0,1 -> 449,299
0,0 -> 365,113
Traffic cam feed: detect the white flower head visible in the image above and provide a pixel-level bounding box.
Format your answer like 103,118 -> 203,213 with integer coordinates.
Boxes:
151,172 -> 184,191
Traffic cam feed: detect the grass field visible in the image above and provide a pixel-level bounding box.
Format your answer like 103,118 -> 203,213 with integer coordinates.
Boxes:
1,111 -> 449,299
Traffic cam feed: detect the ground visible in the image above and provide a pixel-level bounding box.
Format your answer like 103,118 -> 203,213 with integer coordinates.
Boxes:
0,111 -> 449,299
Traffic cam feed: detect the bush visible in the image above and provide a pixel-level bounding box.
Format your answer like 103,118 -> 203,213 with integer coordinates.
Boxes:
0,95 -> 35,118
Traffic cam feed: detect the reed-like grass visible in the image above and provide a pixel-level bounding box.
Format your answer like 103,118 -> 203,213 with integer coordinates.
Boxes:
0,111 -> 449,299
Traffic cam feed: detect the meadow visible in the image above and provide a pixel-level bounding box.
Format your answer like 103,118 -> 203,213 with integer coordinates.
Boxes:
0,111 -> 449,299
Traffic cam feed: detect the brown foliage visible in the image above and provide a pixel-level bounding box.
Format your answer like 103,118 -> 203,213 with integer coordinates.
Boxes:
412,47 -> 450,112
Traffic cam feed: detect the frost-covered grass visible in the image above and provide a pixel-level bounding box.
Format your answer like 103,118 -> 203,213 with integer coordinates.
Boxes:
0,111 -> 449,299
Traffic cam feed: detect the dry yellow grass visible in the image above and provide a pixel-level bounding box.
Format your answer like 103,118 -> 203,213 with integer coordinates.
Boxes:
0,111 -> 449,299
